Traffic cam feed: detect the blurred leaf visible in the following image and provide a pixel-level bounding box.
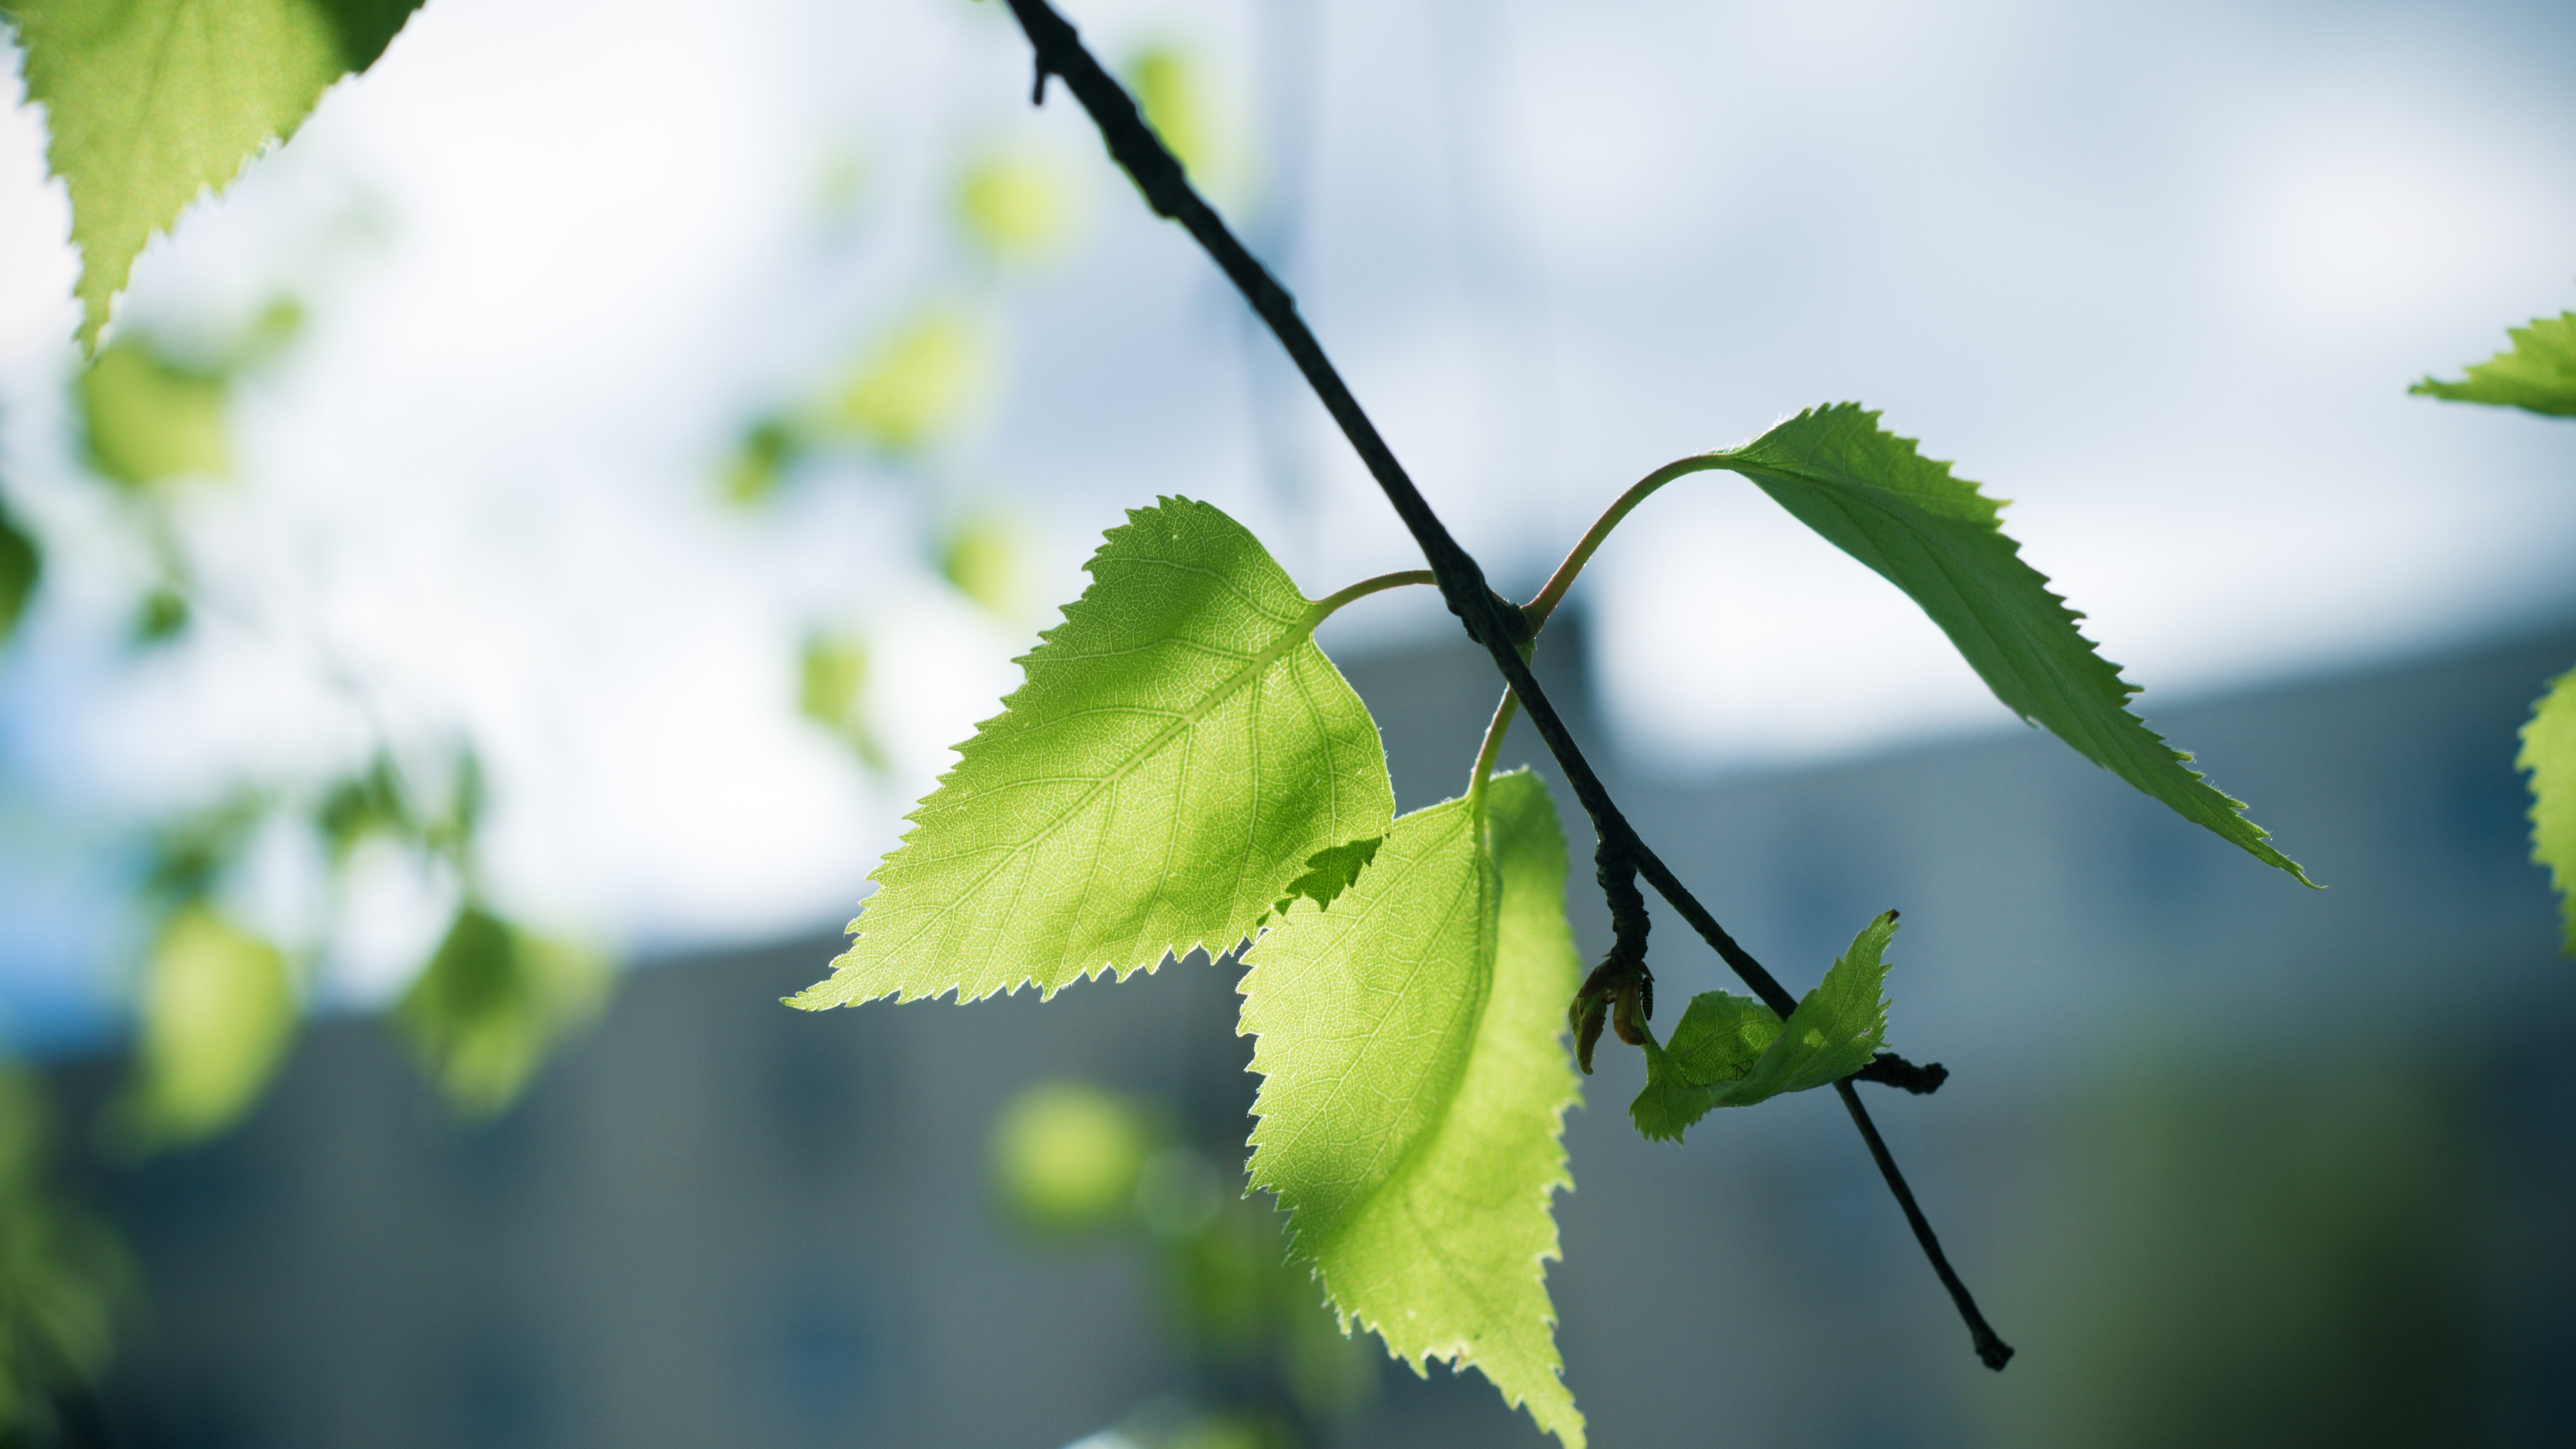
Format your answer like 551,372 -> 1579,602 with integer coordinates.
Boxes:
798,631 -> 888,769
990,1079 -> 1152,1235
141,793 -> 266,905
1706,405 -> 2310,884
315,753 -> 411,865
77,339 -> 229,486
1128,46 -> 1212,179
6,0 -> 428,350
822,309 -> 983,457
0,1066 -> 133,1436
111,906 -> 297,1149
2520,667 -> 2576,954
1240,770 -> 1585,1449
1629,911 -> 1896,1142
788,497 -> 1394,1010
720,416 -> 801,506
398,906 -> 606,1117
2412,313 -> 2576,417
938,515 -> 1018,614
0,501 -> 37,646
957,151 -> 1073,262
131,584 -> 188,644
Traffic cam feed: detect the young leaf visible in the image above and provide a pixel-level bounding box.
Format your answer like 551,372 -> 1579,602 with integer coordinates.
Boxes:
791,498 -> 1396,1009
2412,313 -> 2576,417
1240,771 -> 1585,1448
7,0 -> 429,350
1711,405 -> 2310,884
1269,835 -> 1382,919
108,906 -> 297,1150
2520,667 -> 2576,954
397,906 -> 606,1117
1630,910 -> 1896,1143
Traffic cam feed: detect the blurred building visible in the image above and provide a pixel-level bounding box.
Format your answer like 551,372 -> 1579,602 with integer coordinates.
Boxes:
44,619 -> 2576,1449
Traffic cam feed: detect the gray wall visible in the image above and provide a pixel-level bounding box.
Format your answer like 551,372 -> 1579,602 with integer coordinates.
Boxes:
53,621 -> 2576,1448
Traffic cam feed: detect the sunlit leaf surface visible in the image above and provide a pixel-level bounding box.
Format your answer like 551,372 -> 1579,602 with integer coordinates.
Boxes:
7,0 -> 428,349
790,496 -> 1394,1009
2520,668 -> 2576,954
1631,911 -> 1896,1142
1710,405 -> 2309,883
1241,771 -> 1585,1448
2412,313 -> 2576,418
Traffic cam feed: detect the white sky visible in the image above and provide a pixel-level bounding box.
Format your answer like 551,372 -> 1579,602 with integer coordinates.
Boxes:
1,0 -> 2571,1037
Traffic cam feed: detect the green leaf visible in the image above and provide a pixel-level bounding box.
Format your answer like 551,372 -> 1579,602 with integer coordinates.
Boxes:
397,906 -> 606,1117
1709,405 -> 2310,884
76,339 -> 229,486
7,0 -> 429,350
1631,910 -> 1897,1144
821,308 -> 985,457
2520,667 -> 2576,954
790,497 -> 1396,1010
2412,313 -> 2576,417
0,500 -> 36,646
989,1078 -> 1155,1236
0,1066 -> 132,1430
109,906 -> 297,1149
1240,771 -> 1585,1448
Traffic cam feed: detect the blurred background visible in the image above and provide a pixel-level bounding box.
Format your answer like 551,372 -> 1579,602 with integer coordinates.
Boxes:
0,0 -> 2571,1444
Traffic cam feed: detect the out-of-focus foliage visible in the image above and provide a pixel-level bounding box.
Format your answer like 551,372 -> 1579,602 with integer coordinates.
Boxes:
991,1079 -> 1155,1236
2412,313 -> 2576,417
798,631 -> 888,769
823,308 -> 985,458
3,0 -> 427,349
0,1067 -> 131,1439
1699,405 -> 2310,883
2520,669 -> 2575,954
1629,911 -> 1894,1142
1241,771 -> 1584,1449
956,151 -> 1075,264
788,498 -> 1395,1011
1986,1056 -> 2475,1449
76,340 -> 231,487
1127,46 -> 1212,181
989,1079 -> 1375,1448
938,515 -> 1020,616
0,500 -> 37,647
397,906 -> 606,1118
107,906 -> 297,1151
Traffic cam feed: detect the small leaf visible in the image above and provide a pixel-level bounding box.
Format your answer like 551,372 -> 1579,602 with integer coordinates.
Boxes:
8,0 -> 429,350
2520,667 -> 2576,955
1127,46 -> 1214,178
1241,770 -> 1585,1448
0,1065 -> 133,1419
1269,836 -> 1382,919
798,630 -> 888,770
2412,313 -> 2576,417
110,906 -> 296,1149
957,151 -> 1075,263
1630,910 -> 1896,1143
0,501 -> 38,646
397,906 -> 606,1117
1711,406 -> 2310,883
790,497 -> 1395,1009
989,1079 -> 1154,1236
76,340 -> 230,486
822,309 -> 984,457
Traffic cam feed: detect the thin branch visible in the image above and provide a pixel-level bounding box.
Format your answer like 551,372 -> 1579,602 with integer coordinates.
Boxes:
1308,568 -> 1437,620
1835,1081 -> 2015,1368
1002,0 -> 2000,1367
